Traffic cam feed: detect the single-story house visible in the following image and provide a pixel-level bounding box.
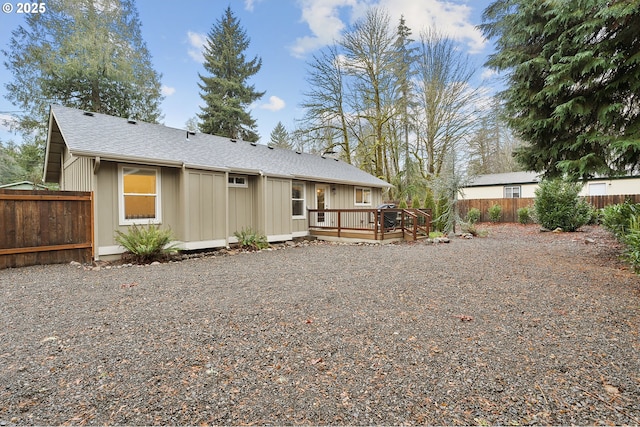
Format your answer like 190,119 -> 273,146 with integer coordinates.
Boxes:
461,171 -> 640,199
44,105 -> 391,260
0,181 -> 48,190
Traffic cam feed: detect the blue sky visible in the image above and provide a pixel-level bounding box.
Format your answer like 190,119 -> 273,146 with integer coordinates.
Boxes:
0,0 -> 496,145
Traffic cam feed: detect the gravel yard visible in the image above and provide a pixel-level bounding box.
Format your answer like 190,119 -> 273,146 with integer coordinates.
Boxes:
1,224 -> 639,425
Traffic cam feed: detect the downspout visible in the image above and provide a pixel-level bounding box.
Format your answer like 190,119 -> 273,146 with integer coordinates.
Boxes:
260,171 -> 267,238
225,171 -> 230,248
181,163 -> 189,245
92,156 -> 100,260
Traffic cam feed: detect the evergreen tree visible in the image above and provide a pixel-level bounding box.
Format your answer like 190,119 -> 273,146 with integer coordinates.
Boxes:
481,0 -> 640,179
0,141 -> 25,185
197,6 -> 265,142
269,122 -> 292,149
3,0 -> 163,137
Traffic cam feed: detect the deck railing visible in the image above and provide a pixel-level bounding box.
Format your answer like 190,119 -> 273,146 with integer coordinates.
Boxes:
308,208 -> 431,241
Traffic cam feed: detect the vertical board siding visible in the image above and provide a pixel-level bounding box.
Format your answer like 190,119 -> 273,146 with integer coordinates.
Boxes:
458,194 -> 640,223
0,189 -> 93,269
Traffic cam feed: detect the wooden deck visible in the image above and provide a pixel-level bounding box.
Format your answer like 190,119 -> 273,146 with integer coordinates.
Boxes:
307,208 -> 431,243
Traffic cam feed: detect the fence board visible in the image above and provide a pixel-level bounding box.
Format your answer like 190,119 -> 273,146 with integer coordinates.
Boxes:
0,189 -> 93,269
458,194 -> 640,223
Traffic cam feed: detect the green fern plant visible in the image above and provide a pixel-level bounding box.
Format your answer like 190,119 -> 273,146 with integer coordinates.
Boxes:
234,227 -> 269,251
115,223 -> 178,264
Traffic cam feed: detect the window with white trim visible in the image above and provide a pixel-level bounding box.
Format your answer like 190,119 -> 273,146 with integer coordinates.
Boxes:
588,182 -> 606,196
355,187 -> 372,206
119,166 -> 161,225
228,175 -> 248,187
504,185 -> 521,198
292,181 -> 305,218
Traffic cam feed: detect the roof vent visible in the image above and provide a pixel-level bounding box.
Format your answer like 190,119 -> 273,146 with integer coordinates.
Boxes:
295,150 -> 302,154
83,111 -> 94,117
268,146 -> 274,150
230,138 -> 237,143
186,130 -> 196,141
250,142 -> 257,146
127,119 -> 137,124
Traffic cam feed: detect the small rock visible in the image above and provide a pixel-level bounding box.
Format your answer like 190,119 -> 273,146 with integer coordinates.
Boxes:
151,261 -> 160,266
584,237 -> 595,244
552,227 -> 563,233
69,261 -> 81,267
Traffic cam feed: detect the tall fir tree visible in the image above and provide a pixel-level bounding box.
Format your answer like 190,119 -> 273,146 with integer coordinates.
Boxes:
197,6 -> 264,142
269,121 -> 292,149
3,0 -> 163,136
481,0 -> 640,179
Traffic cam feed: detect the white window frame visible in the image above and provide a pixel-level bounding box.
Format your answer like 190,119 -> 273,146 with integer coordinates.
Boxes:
354,187 -> 372,206
588,182 -> 607,196
504,185 -> 521,198
228,174 -> 248,188
292,181 -> 306,219
118,165 -> 161,225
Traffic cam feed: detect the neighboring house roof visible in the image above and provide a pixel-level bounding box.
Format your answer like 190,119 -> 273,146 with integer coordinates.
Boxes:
0,181 -> 48,190
464,171 -> 541,187
44,105 -> 391,188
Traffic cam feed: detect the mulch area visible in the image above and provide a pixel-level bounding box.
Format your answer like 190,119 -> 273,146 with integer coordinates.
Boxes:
1,224 -> 639,425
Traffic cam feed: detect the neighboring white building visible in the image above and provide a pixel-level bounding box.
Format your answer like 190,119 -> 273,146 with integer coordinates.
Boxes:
461,171 -> 640,200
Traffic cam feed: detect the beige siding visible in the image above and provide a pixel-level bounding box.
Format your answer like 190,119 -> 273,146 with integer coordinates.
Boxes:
61,152 -> 93,191
324,183 -> 383,208
161,168 -> 180,236
579,178 -> 640,196
265,178 -> 291,237
462,184 -> 538,200
463,177 -> 640,200
94,162 -> 184,255
228,176 -> 256,234
185,171 -> 226,242
95,162 -> 119,250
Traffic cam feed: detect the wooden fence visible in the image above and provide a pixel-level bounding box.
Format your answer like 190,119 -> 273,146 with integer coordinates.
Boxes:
457,194 -> 640,223
0,189 -> 93,269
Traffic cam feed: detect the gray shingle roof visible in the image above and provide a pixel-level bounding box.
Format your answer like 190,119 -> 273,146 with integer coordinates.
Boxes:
46,105 -> 391,188
464,171 -> 541,187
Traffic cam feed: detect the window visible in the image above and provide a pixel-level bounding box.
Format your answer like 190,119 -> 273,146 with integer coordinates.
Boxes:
355,187 -> 372,206
119,166 -> 161,225
292,181 -> 305,218
228,175 -> 248,187
588,183 -> 606,196
504,186 -> 521,198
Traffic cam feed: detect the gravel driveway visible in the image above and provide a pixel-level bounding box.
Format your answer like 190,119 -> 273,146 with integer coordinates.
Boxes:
1,224 -> 639,425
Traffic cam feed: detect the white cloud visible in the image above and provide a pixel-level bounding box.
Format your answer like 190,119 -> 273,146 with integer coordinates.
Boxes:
480,67 -> 498,81
260,96 -> 286,112
244,0 -> 265,12
187,31 -> 207,63
0,114 -> 18,132
161,85 -> 176,96
291,0 -> 487,57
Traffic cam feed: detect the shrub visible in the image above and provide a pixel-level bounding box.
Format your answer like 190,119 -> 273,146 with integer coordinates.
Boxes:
533,179 -> 591,231
601,201 -> 640,240
622,216 -> 640,273
115,223 -> 178,264
411,197 -> 421,209
398,199 -> 408,209
234,227 -> 269,251
466,207 -> 481,224
517,206 -> 532,224
488,204 -> 502,223
423,188 -> 436,212
433,196 -> 450,232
